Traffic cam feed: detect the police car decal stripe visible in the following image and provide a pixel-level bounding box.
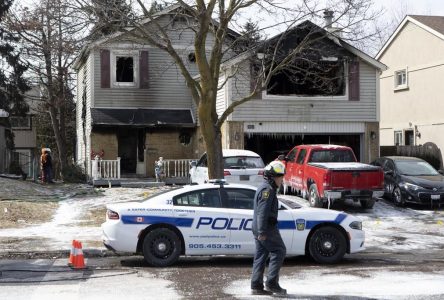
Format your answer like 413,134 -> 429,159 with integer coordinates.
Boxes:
305,213 -> 347,230
278,220 -> 296,230
121,215 -> 194,227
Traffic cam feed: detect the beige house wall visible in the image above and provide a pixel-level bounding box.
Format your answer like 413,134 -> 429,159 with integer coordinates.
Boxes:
379,21 -> 444,151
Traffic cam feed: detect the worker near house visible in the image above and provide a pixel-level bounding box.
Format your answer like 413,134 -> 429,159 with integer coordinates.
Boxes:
251,160 -> 287,296
154,156 -> 165,182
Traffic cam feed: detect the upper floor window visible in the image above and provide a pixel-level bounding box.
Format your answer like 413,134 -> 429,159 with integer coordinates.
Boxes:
266,60 -> 346,97
394,69 -> 408,90
116,56 -> 134,82
100,49 -> 149,89
111,51 -> 139,87
10,116 -> 31,130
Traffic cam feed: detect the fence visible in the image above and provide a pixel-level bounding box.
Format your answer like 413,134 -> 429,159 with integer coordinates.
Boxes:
163,159 -> 195,179
380,142 -> 443,170
91,157 -> 121,180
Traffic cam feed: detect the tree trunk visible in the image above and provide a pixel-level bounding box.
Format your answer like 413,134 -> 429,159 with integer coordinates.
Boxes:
198,99 -> 224,180
48,105 -> 67,176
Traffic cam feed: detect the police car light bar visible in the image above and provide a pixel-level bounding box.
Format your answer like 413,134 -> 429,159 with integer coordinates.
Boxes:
208,179 -> 228,186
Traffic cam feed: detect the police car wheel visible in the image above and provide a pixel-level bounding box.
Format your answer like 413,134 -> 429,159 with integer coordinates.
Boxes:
308,185 -> 323,208
142,228 -> 182,267
308,226 -> 346,264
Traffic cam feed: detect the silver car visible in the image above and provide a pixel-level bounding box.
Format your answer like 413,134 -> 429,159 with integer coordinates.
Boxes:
189,149 -> 265,187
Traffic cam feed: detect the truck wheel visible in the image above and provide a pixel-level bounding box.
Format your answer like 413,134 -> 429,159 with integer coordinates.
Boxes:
142,228 -> 182,267
360,198 -> 375,209
308,226 -> 347,264
393,187 -> 405,207
308,184 -> 323,208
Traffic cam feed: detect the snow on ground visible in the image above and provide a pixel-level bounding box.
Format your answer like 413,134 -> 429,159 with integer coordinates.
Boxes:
1,185 -> 444,254
225,269 -> 444,299
279,194 -> 444,252
0,186 -> 172,251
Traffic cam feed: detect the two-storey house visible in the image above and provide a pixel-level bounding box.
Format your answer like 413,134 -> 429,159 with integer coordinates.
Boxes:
10,87 -> 40,178
74,6 -> 209,178
376,15 -> 444,152
217,20 -> 386,164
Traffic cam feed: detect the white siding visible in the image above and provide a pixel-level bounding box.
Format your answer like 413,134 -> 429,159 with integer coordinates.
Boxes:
76,52 -> 94,173
216,72 -> 227,117
244,121 -> 366,133
92,46 -> 196,109
76,63 -> 85,165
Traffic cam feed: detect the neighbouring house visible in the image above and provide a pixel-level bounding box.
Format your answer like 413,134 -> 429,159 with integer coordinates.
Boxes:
75,5 -> 386,181
0,109 -> 10,173
217,16 -> 386,164
9,87 -> 40,179
376,15 -> 444,152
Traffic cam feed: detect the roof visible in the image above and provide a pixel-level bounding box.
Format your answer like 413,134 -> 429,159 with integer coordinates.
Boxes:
410,15 -> 444,35
376,15 -> 444,59
222,20 -> 387,71
74,4 -> 240,70
91,108 -> 195,128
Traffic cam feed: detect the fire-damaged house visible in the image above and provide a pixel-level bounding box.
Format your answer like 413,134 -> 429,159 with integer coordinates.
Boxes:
217,16 -> 387,164
74,4 -> 385,180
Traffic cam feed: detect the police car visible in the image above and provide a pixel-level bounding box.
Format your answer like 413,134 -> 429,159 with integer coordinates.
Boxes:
102,182 -> 365,267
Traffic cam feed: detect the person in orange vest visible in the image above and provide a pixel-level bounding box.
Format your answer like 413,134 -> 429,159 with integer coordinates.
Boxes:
40,148 -> 53,183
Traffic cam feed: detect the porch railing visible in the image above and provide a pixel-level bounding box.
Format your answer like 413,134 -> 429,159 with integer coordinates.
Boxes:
163,159 -> 195,178
91,157 -> 121,180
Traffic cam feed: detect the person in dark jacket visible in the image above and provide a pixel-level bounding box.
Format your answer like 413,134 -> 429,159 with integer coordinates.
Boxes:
251,160 -> 287,296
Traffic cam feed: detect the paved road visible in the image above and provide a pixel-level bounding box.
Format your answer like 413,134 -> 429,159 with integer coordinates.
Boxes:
1,249 -> 444,299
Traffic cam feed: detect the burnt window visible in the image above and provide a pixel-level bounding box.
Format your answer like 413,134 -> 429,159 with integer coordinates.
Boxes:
267,60 -> 345,96
116,56 -> 134,82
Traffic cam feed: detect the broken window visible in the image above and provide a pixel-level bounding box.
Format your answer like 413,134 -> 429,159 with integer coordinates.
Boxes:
267,59 -> 346,96
116,56 -> 134,82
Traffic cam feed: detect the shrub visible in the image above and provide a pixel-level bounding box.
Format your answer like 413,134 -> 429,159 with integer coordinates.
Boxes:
62,164 -> 87,183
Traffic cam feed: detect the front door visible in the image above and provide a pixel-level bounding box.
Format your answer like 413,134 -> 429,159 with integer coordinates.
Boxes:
118,129 -> 137,174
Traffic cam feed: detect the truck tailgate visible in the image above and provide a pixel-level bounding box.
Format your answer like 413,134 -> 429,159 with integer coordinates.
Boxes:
309,162 -> 383,190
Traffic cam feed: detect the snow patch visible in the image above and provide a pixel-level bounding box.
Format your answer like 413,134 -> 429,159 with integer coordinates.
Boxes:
225,270 -> 444,299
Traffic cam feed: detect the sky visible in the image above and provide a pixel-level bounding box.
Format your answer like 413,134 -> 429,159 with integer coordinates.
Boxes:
374,0 -> 444,17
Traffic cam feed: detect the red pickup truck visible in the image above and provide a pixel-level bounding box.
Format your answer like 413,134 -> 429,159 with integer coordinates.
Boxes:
279,144 -> 384,209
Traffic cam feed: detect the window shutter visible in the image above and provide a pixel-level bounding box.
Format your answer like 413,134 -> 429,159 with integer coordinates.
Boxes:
140,50 -> 149,89
348,60 -> 360,101
100,49 -> 110,88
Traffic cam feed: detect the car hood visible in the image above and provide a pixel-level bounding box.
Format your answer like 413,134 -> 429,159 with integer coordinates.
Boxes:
401,174 -> 444,189
292,207 -> 358,223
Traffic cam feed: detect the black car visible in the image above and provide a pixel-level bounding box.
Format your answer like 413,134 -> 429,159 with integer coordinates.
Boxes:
371,156 -> 444,207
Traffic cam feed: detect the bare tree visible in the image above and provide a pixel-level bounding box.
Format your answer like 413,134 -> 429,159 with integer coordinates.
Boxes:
7,0 -> 89,178
77,0 -> 381,179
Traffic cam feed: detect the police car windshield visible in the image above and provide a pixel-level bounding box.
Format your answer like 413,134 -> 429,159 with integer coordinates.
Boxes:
224,156 -> 265,169
278,198 -> 302,209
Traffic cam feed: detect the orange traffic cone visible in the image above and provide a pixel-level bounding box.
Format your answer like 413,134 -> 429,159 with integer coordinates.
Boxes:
72,241 -> 86,269
68,239 -> 77,266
